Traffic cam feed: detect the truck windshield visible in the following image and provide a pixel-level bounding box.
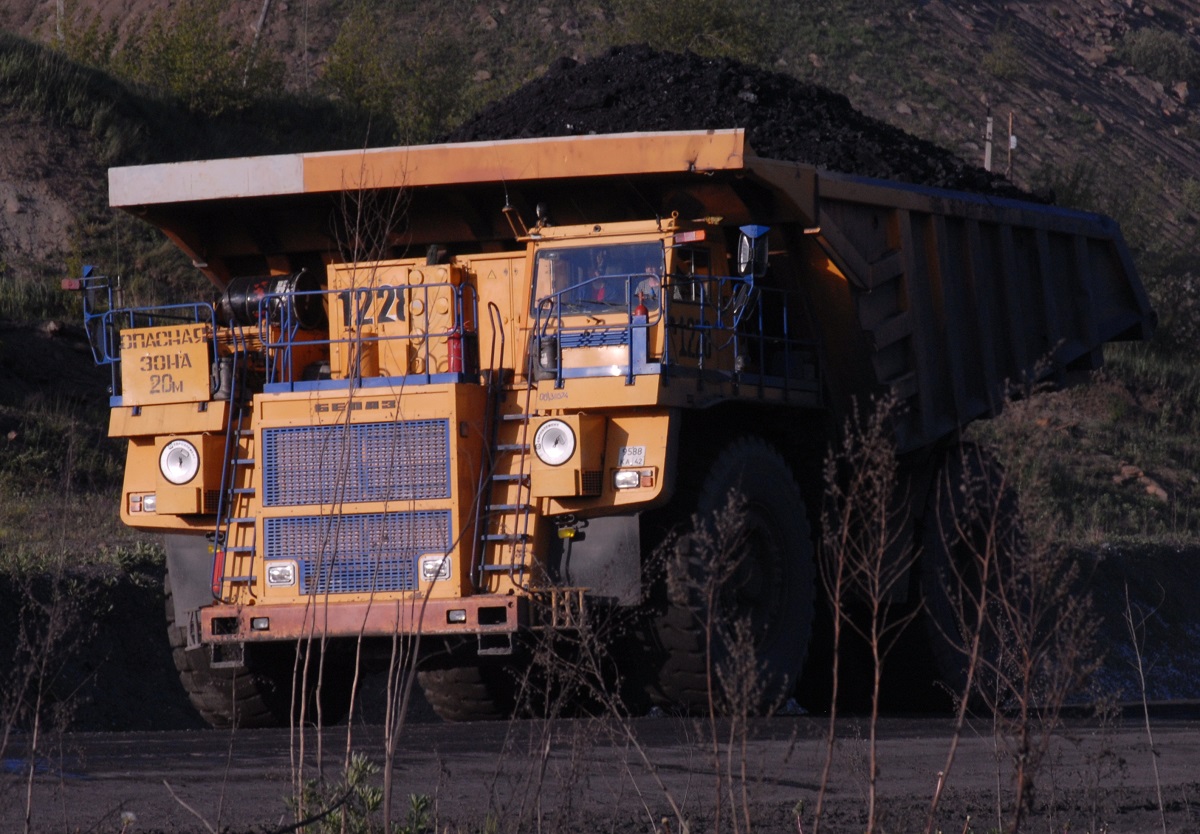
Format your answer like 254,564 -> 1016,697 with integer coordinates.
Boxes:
532,241 -> 665,314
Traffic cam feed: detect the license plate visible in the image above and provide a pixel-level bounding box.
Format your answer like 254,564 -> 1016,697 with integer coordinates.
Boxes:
618,445 -> 646,466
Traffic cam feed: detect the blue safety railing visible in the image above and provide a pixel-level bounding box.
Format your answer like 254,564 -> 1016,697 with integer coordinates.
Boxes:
533,271 -> 822,395
69,269 -> 220,405
257,281 -> 480,392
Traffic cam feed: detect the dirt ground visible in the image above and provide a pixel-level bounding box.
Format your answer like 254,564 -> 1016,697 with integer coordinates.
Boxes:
6,714 -> 1200,833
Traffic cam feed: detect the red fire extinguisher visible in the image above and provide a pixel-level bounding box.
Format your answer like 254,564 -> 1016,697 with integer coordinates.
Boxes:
448,330 -> 463,373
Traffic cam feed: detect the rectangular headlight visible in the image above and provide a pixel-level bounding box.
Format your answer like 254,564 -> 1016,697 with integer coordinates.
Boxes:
613,468 -> 655,489
266,562 -> 297,587
613,470 -> 640,489
141,493 -> 157,513
421,554 -> 451,582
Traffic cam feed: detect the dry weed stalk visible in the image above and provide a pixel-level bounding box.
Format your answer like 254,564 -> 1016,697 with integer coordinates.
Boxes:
1123,582 -> 1168,834
0,565 -> 90,834
930,442 -> 1100,834
666,490 -> 765,834
922,444 -> 1008,834
503,601 -> 692,834
817,394 -> 917,834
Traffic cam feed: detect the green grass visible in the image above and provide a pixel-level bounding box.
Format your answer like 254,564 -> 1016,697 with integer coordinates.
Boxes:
969,344 -> 1200,548
1117,27 -> 1200,87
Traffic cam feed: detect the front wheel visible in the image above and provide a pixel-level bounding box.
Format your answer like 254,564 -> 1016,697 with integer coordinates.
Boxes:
165,571 -> 353,728
644,436 -> 816,713
417,650 -> 520,722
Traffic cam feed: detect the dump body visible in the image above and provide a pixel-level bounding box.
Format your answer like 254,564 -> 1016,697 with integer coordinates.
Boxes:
81,129 -> 1153,722
107,129 -> 1152,456
781,171 -> 1152,451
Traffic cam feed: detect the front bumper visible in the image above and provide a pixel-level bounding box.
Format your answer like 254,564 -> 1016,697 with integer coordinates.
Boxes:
200,594 -> 527,643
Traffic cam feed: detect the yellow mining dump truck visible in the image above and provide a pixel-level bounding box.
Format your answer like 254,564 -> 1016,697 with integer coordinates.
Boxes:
70,130 -> 1153,724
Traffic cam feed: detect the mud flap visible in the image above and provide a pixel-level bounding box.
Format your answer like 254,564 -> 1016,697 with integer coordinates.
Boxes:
545,514 -> 642,605
165,533 -> 217,648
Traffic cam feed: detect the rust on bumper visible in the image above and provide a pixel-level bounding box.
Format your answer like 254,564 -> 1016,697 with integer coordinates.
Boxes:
200,594 -> 527,643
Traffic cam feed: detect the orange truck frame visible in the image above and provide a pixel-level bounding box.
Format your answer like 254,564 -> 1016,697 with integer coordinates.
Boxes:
69,130 -> 1153,724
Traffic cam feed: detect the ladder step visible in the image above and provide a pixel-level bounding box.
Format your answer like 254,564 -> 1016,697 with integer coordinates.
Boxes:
501,413 -> 532,422
232,487 -> 257,495
492,474 -> 529,483
486,503 -> 534,513
481,564 -> 526,572
232,458 -> 255,465
224,546 -> 255,553
496,444 -> 529,453
229,517 -> 256,524
483,533 -> 531,543
225,575 -> 257,583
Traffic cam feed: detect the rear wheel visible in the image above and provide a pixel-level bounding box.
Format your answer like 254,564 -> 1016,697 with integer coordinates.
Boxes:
644,437 -> 816,713
165,571 -> 353,728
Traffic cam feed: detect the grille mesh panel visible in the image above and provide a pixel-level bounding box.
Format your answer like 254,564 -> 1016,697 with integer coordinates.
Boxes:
262,420 -> 449,507
581,470 -> 603,495
264,511 -> 449,594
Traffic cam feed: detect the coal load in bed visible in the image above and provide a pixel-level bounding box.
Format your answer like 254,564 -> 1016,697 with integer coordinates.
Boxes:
448,45 -> 1030,199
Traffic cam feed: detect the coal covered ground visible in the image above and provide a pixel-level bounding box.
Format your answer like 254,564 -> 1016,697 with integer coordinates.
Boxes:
447,45 -> 1033,199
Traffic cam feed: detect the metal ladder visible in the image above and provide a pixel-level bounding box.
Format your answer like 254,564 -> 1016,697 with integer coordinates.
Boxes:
210,330 -> 258,604
474,304 -> 537,591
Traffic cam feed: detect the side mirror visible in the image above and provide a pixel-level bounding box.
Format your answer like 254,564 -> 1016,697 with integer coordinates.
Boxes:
737,225 -> 770,278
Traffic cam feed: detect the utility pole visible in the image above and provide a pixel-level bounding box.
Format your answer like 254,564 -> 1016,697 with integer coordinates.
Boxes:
984,108 -> 994,172
1006,111 -> 1016,180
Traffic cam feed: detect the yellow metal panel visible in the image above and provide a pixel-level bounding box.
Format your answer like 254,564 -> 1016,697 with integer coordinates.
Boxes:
248,382 -> 488,603
154,433 -> 224,511
119,438 -> 215,533
154,486 -> 203,515
544,410 -> 674,514
530,413 -> 605,498
329,260 -> 466,378
109,400 -> 229,438
303,130 -> 747,193
119,324 -> 211,406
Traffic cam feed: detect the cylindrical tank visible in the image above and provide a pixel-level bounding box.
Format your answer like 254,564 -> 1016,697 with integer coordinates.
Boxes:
217,270 -> 326,330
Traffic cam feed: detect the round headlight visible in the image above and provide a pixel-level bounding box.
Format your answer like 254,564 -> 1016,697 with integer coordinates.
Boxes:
160,439 -> 200,485
533,419 -> 575,466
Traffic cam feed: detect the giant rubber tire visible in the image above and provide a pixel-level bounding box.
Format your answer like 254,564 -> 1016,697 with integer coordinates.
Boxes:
917,443 -> 1022,700
417,658 -> 519,722
647,436 -> 816,714
165,573 -> 353,729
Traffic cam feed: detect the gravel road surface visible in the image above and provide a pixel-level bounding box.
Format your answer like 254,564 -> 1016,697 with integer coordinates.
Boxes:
5,711 -> 1199,833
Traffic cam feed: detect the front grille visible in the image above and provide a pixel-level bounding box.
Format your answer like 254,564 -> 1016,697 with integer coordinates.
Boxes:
261,419 -> 450,507
264,511 -> 449,594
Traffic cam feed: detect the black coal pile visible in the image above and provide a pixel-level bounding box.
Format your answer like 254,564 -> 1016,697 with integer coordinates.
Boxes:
448,45 -> 1032,199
